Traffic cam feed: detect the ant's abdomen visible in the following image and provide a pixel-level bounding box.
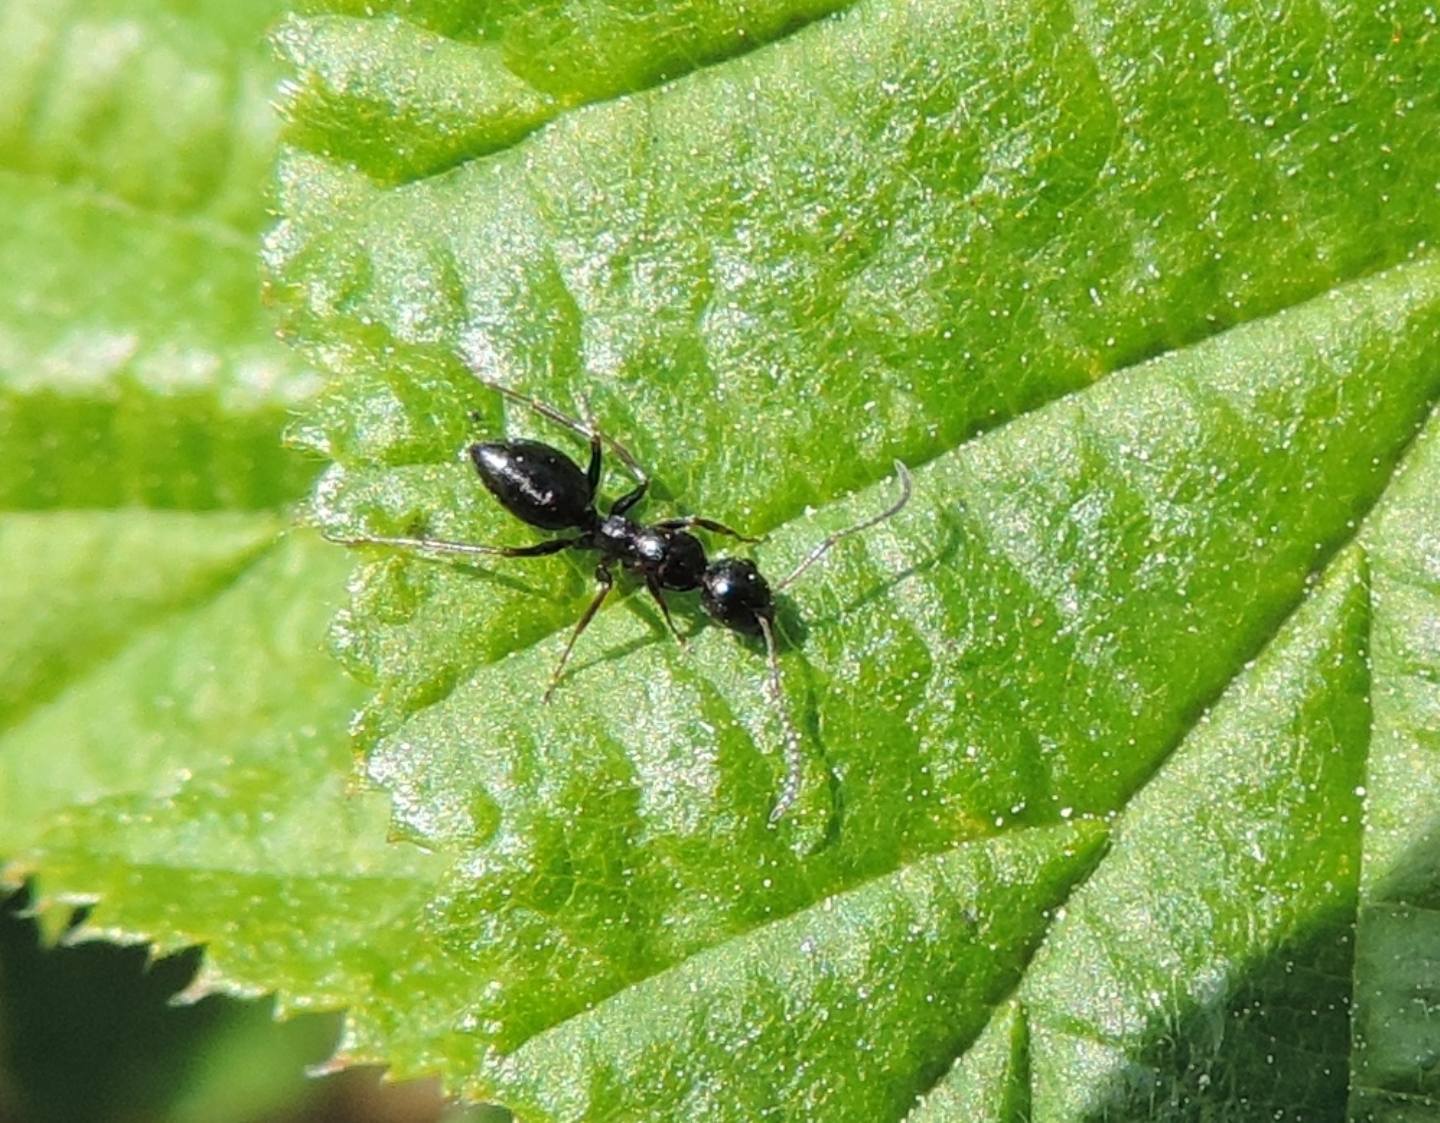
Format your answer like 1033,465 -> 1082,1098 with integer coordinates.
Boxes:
470,439 -> 595,531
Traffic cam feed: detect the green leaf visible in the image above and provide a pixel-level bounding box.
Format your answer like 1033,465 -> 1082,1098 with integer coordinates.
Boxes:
0,0 -> 319,511
8,1 -> 1440,1120
0,510 -> 285,730
258,0 -> 1440,1105
321,258 -> 1440,1109
514,544 -> 1366,1119
499,821 -> 1108,1120
41,259 -> 1431,1115
1350,422 -> 1440,1117
271,0 -> 1440,748
0,534 -> 365,857
0,0 -> 347,853
910,999 -> 1029,1122
272,0 -> 851,183
985,547 -> 1369,1118
0,0 -> 340,783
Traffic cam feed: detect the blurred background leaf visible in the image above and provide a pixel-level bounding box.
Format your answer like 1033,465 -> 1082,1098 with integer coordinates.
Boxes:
0,1 -> 488,1119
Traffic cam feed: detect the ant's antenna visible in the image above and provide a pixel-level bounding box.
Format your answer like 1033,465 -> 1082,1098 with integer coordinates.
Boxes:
763,462 -> 912,822
758,614 -> 805,823
777,461 -> 912,591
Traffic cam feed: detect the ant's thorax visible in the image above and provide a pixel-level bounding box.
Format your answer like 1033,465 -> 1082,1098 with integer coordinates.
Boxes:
586,513 -> 709,592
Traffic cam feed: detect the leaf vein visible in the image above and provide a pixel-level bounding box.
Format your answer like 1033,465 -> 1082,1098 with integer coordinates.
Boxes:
912,431 -> 1434,1110
0,530 -> 282,736
314,2 -> 865,188
0,165 -> 254,253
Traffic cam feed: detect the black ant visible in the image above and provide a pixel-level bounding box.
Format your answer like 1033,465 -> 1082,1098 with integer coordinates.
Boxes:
326,374 -> 911,821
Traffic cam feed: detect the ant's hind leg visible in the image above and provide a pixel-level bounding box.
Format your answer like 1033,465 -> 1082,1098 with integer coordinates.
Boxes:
655,516 -> 761,543
644,577 -> 688,648
471,373 -> 651,491
325,531 -> 578,562
543,564 -> 614,703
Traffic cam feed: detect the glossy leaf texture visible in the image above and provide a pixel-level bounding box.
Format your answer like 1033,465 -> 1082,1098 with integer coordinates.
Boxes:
274,0 -> 1440,751
262,0 -> 1440,1115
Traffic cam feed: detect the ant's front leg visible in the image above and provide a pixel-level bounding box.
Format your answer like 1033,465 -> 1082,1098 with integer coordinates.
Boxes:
325,531 -> 579,561
655,516 -> 761,543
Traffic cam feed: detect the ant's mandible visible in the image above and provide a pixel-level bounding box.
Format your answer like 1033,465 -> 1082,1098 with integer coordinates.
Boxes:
327,374 -> 911,821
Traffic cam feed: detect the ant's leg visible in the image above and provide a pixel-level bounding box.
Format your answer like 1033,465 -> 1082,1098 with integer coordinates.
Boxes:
575,392 -> 647,516
543,564 -> 614,703
325,531 -> 577,561
471,373 -> 650,490
654,516 -> 760,543
644,576 -> 687,648
609,480 -> 649,517
584,427 -> 603,495
570,393 -> 648,517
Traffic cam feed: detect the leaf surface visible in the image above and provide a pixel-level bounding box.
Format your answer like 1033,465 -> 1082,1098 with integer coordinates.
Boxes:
269,0 -> 1440,1114
333,260 -> 1440,1109
0,0 -> 333,786
0,0 -> 321,512
6,1 -> 1440,1120
1350,423 -> 1440,1118
275,0 -> 852,182
273,0 -> 1440,748
0,0 -> 410,1114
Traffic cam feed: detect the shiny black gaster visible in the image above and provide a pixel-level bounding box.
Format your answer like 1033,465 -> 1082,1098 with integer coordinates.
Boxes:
470,439 -> 598,532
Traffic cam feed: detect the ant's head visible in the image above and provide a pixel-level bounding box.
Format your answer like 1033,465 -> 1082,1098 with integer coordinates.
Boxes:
700,557 -> 774,636
697,460 -> 914,640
